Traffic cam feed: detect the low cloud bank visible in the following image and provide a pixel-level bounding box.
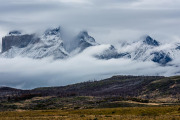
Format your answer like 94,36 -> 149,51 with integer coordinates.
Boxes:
0,45 -> 179,89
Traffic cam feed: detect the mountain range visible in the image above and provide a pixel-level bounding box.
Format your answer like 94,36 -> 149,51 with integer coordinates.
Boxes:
1,26 -> 180,66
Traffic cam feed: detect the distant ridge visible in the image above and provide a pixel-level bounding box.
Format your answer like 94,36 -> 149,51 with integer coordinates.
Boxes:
0,75 -> 179,102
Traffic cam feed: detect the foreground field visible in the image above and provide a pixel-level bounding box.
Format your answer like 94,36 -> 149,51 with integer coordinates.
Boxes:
0,75 -> 179,119
0,106 -> 179,120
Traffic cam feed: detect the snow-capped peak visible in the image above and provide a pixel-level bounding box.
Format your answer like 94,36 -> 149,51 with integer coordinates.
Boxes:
77,31 -> 97,46
67,31 -> 98,54
41,27 -> 63,46
44,26 -> 61,37
1,27 -> 180,66
143,36 -> 160,46
1,26 -> 69,59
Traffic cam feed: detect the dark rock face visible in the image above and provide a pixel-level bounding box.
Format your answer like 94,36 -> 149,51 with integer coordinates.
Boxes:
44,27 -> 61,36
67,31 -> 97,52
95,45 -> 131,60
96,52 -> 131,60
78,31 -> 96,43
143,36 -> 160,46
176,46 -> 180,50
76,31 -> 96,51
2,34 -> 40,53
78,40 -> 92,51
151,51 -> 172,65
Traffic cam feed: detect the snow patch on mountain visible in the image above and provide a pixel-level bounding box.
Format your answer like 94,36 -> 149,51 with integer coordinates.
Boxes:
0,26 -> 180,66
117,36 -> 180,65
1,27 -> 68,59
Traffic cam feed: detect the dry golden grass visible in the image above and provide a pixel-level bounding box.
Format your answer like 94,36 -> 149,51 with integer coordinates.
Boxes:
1,115 -> 180,120
0,106 -> 179,120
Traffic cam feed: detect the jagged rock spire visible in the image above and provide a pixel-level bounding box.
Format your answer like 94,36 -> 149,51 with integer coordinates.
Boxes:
143,36 -> 160,46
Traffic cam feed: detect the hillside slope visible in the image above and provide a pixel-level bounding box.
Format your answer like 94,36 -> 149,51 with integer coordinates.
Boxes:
0,76 -> 179,102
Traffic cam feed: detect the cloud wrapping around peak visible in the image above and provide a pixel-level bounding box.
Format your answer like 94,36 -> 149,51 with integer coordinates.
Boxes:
0,0 -> 180,89
0,45 -> 179,89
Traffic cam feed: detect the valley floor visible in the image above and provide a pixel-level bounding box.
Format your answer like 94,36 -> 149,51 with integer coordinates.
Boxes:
0,106 -> 180,120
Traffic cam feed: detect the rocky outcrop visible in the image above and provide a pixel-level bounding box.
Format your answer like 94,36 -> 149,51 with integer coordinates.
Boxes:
176,46 -> 180,50
1,27 -> 68,59
2,34 -> 40,53
143,36 -> 160,46
94,45 -> 131,60
151,51 -> 172,65
67,31 -> 98,53
0,28 -> 178,66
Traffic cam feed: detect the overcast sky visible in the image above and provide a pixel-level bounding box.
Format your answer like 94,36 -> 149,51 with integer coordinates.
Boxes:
0,0 -> 180,89
0,0 -> 180,44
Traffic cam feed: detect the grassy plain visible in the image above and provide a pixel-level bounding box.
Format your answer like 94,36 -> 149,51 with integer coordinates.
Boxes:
0,106 -> 179,120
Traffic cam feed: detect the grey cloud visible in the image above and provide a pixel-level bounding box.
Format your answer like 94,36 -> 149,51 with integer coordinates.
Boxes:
0,0 -> 179,44
0,0 -> 180,89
